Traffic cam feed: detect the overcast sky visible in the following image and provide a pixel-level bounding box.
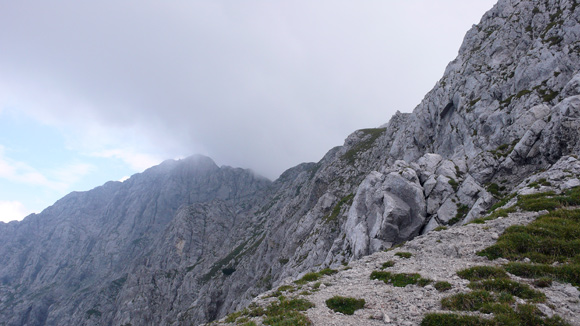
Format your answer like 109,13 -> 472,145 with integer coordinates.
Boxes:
0,0 -> 497,222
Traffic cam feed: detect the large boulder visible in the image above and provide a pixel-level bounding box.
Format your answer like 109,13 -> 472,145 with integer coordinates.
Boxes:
345,170 -> 426,259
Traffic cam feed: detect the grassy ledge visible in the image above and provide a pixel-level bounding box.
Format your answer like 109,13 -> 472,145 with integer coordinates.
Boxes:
224,296 -> 315,326
421,187 -> 580,326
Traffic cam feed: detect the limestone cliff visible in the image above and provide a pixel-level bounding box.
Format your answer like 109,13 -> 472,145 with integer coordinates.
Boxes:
0,0 -> 579,325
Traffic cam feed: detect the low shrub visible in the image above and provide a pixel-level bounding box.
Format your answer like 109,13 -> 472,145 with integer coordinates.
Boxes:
318,268 -> 338,276
370,271 -> 431,287
418,278 -> 433,287
294,272 -> 321,285
533,277 -> 553,288
294,268 -> 338,285
434,281 -> 452,292
395,252 -> 413,259
325,296 -> 365,315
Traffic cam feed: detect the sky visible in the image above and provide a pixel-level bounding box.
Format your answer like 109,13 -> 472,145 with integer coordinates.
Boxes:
0,0 -> 497,223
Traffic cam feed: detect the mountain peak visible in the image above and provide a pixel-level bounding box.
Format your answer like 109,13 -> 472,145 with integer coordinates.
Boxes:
2,0 -> 580,325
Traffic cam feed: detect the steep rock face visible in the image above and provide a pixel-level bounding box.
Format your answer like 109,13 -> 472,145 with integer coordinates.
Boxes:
0,156 -> 271,326
1,0 -> 580,325
189,0 -> 580,321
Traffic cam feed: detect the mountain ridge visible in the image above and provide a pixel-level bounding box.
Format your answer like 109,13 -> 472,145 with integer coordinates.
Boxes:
1,0 -> 580,325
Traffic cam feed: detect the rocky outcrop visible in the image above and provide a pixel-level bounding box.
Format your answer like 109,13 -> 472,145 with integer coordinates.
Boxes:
344,165 -> 426,259
1,0 -> 580,325
208,156 -> 580,326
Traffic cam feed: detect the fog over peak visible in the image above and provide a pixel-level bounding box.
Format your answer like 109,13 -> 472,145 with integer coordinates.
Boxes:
0,1 -> 496,180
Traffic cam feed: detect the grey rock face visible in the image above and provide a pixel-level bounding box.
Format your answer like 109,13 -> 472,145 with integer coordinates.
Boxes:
0,155 -> 271,326
345,169 -> 426,259
1,0 -> 580,325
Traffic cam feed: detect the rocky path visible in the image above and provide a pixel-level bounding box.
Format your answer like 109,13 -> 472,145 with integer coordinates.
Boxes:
212,210 -> 580,326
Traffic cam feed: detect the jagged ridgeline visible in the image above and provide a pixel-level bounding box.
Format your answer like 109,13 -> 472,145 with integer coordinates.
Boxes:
1,0 -> 580,325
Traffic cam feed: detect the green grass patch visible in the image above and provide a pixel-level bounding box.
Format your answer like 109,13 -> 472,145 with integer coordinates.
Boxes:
225,310 -> 244,323
240,320 -> 257,326
441,290 -> 496,311
471,206 -> 517,224
469,98 -> 481,107
424,305 -> 571,325
504,263 -> 580,288
370,271 -> 431,287
418,278 -> 433,287
449,178 -> 460,192
434,281 -> 452,292
457,266 -> 508,281
294,272 -> 321,285
236,317 -> 251,324
487,183 -> 504,197
479,302 -> 514,315
517,187 -> 580,212
468,279 -> 545,302
478,208 -> 580,264
294,268 -> 337,285
270,285 -> 296,297
518,194 -> 560,211
489,193 -> 517,212
263,310 -> 311,326
239,321 -> 256,326
323,194 -> 354,222
342,128 -> 386,164
433,226 -> 448,231
395,252 -> 412,258
421,313 -> 495,326
449,204 -> 469,225
318,268 -> 338,276
246,304 -> 266,317
381,261 -> 395,269
516,89 -> 532,98
261,297 -> 314,326
325,296 -> 365,315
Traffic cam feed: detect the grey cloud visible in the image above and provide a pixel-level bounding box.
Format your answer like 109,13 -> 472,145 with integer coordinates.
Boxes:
0,1 -> 496,179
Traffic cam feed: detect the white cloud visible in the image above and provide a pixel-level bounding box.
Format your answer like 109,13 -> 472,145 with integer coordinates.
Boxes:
91,149 -> 163,172
0,145 -> 95,192
0,1 -> 497,179
0,200 -> 32,222
49,162 -> 95,187
0,145 -> 60,189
